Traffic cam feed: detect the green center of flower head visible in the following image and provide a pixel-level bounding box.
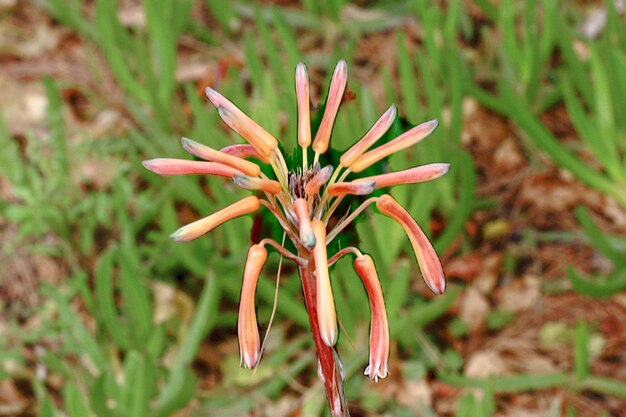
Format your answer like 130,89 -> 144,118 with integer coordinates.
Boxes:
143,60 -> 450,380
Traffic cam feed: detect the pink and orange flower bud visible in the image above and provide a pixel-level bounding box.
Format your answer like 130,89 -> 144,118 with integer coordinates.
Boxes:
339,104 -> 397,168
181,137 -> 261,177
206,87 -> 278,156
219,144 -> 270,164
142,159 -> 242,178
304,165 -> 334,196
294,198 -> 316,249
311,220 -> 338,346
327,180 -> 376,197
296,63 -> 312,148
353,254 -> 389,381
354,163 -> 450,189
233,175 -> 282,194
170,196 -> 261,242
238,244 -> 267,369
376,195 -> 445,294
350,119 -> 439,173
312,60 -> 348,154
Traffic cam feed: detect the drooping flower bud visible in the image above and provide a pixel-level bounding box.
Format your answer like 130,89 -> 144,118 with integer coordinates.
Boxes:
354,163 -> 450,189
312,60 -> 348,154
340,104 -> 396,168
170,196 -> 261,242
181,137 -> 261,177
376,195 -> 446,295
238,244 -> 267,368
350,119 -> 438,173
294,198 -> 316,249
142,159 -> 242,178
354,254 -> 389,381
311,220 -> 337,346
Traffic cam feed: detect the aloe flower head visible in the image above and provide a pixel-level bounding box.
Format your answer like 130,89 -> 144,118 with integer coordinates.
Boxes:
143,60 -> 448,416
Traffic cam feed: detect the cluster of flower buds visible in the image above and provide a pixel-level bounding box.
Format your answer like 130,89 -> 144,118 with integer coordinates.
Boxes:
143,60 -> 448,379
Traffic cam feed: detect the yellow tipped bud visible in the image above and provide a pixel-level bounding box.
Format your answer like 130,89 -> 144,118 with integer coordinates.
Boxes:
340,104 -> 396,167
311,220 -> 337,346
312,60 -> 348,154
238,244 -> 267,369
181,137 -> 261,177
354,254 -> 389,381
350,119 -> 438,173
376,195 -> 446,295
170,196 -> 261,242
296,63 -> 312,148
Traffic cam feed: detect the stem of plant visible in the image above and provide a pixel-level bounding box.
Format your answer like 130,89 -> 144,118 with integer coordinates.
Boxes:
298,251 -> 349,417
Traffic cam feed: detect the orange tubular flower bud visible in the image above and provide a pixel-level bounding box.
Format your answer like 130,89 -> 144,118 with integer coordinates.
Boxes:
296,63 -> 311,148
294,198 -> 316,249
170,196 -> 261,242
304,165 -> 334,196
206,87 -> 278,156
181,137 -> 261,177
354,163 -> 450,189
238,244 -> 267,369
312,60 -> 348,154
350,119 -> 439,173
219,144 -> 270,164
376,195 -> 446,294
354,254 -> 389,382
327,180 -> 376,197
339,104 -> 397,168
233,175 -> 282,194
311,220 -> 337,346
142,159 -> 242,178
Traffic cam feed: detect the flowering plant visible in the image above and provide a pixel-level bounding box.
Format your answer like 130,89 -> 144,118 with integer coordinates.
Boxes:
143,60 -> 448,416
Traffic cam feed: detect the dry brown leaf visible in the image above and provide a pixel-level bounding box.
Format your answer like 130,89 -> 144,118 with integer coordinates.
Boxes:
459,287 -> 490,331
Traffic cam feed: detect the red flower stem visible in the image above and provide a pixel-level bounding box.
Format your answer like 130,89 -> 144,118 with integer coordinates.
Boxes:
298,252 -> 349,417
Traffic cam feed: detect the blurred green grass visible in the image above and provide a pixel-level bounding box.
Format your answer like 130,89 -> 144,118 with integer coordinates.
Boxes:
1,0 -> 625,416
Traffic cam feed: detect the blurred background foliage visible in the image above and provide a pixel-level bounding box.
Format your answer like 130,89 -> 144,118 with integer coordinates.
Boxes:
0,0 -> 625,416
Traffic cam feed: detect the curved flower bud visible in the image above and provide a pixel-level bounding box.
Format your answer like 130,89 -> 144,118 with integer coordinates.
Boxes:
233,175 -> 282,194
219,144 -> 270,164
142,159 -> 242,178
238,244 -> 267,368
294,198 -> 316,249
340,104 -> 396,168
354,254 -> 389,381
376,195 -> 446,295
327,180 -> 376,197
312,60 -> 348,154
181,137 -> 261,177
350,119 -> 438,173
354,163 -> 450,189
296,63 -> 312,148
312,220 -> 337,346
170,196 -> 261,242
206,87 -> 278,156
304,165 -> 334,196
